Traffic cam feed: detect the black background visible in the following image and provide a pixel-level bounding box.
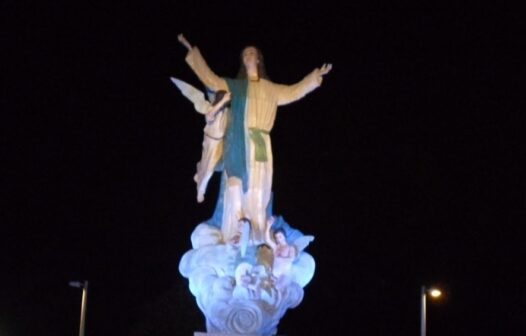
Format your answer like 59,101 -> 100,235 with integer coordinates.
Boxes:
2,1 -> 523,335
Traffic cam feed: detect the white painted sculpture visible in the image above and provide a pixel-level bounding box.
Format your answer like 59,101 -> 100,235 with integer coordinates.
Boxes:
174,34 -> 331,335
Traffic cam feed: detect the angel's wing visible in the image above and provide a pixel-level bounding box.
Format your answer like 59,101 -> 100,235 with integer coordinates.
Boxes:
170,77 -> 210,114
292,235 -> 315,254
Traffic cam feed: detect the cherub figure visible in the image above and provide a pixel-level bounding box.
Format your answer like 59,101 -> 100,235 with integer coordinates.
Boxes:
171,77 -> 231,203
264,216 -> 314,279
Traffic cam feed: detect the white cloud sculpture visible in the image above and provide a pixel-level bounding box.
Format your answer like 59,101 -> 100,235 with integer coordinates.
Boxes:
180,223 -> 315,335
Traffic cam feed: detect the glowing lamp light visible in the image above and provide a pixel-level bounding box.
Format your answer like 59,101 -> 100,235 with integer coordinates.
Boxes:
429,288 -> 442,298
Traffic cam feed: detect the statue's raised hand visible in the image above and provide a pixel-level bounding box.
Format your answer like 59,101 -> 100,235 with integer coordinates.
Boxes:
319,63 -> 333,76
177,33 -> 192,51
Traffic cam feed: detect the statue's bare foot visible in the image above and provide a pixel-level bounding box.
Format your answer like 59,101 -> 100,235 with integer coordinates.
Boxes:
197,193 -> 205,203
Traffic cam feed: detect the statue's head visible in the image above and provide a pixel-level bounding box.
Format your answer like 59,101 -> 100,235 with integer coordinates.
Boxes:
273,228 -> 287,245
239,217 -> 251,226
212,90 -> 230,107
237,46 -> 268,80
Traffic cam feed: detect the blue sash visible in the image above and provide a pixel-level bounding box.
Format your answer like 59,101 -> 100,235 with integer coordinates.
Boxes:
224,78 -> 249,192
207,78 -> 249,227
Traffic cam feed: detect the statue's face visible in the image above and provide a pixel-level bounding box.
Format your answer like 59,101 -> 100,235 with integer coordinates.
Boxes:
240,273 -> 252,286
242,47 -> 259,69
274,232 -> 286,245
230,234 -> 240,245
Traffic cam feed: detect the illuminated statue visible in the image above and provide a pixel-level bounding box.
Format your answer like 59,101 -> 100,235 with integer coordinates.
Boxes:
175,33 -> 330,335
178,34 -> 332,243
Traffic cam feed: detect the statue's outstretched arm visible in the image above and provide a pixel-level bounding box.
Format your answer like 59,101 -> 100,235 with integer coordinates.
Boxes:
264,217 -> 278,250
178,33 -> 228,92
275,63 -> 333,106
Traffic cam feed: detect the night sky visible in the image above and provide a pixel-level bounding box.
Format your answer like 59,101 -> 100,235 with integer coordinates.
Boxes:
2,2 -> 523,335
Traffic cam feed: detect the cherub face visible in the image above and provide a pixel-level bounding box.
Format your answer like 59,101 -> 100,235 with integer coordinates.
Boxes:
240,273 -> 252,286
229,234 -> 240,246
274,232 -> 286,245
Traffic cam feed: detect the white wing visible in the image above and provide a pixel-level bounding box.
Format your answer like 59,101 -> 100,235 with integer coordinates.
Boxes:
170,77 -> 210,114
292,235 -> 315,254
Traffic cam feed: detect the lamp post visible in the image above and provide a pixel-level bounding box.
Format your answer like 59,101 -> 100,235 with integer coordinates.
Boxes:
69,280 -> 88,336
420,286 -> 442,336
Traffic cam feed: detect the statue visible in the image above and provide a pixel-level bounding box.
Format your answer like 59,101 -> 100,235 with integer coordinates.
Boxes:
170,77 -> 231,203
174,33 -> 331,335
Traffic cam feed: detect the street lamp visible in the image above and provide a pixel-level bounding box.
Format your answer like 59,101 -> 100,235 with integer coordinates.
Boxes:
420,285 -> 442,336
69,280 -> 88,336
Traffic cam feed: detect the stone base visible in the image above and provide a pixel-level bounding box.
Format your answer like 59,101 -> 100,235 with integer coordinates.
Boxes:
195,333 -> 286,336
182,223 -> 315,336
195,333 -> 253,336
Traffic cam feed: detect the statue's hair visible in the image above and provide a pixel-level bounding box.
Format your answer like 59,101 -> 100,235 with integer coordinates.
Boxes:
239,217 -> 252,224
211,90 -> 230,108
273,228 -> 286,238
236,46 -> 269,80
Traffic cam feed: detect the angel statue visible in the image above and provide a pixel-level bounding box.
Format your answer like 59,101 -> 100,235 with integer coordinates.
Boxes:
170,77 -> 231,203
